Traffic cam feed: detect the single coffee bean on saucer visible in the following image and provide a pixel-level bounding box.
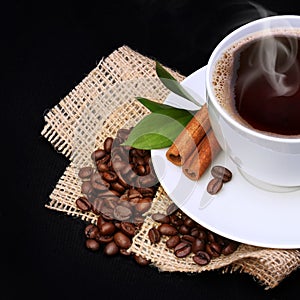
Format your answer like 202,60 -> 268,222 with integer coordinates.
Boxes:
211,165 -> 232,182
207,178 -> 223,195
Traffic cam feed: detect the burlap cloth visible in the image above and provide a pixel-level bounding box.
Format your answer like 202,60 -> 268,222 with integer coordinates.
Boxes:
42,45 -> 300,289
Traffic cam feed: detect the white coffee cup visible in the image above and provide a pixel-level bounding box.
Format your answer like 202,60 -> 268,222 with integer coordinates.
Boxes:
206,15 -> 300,191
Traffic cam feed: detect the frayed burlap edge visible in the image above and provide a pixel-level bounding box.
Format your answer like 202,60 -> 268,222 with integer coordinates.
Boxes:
42,45 -> 300,289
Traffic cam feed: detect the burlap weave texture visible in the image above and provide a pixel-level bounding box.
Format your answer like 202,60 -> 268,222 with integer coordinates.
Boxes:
42,45 -> 300,289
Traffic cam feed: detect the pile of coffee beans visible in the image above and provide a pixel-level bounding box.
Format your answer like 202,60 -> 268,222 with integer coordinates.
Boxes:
83,215 -> 150,266
148,203 -> 239,266
76,128 -> 238,267
76,128 -> 159,265
207,165 -> 232,195
76,127 -> 159,222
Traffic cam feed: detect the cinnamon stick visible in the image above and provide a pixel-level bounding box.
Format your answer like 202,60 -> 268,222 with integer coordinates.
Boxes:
182,129 -> 221,181
166,104 -> 211,166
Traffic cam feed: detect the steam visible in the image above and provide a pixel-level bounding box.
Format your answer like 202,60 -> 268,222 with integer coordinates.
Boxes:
255,32 -> 299,96
246,2 -> 300,97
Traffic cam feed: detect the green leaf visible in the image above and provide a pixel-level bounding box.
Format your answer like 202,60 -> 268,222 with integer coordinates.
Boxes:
122,62 -> 204,149
136,97 -> 192,114
122,110 -> 194,149
155,61 -> 200,106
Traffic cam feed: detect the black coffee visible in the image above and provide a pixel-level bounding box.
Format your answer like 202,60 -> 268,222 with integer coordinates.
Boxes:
213,31 -> 300,137
233,34 -> 300,136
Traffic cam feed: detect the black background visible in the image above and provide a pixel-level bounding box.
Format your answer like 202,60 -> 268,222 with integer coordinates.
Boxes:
5,0 -> 300,299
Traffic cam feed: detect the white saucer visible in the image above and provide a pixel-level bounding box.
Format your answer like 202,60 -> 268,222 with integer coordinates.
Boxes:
151,66 -> 300,249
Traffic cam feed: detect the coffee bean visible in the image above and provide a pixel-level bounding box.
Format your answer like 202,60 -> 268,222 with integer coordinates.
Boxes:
207,178 -> 223,195
184,217 -> 196,228
158,224 -> 178,236
193,251 -> 211,266
144,174 -> 158,187
211,165 -> 232,182
81,181 -> 93,195
98,154 -> 111,165
104,137 -> 114,153
126,187 -> 138,197
114,232 -> 132,249
76,197 -> 91,212
117,175 -> 130,189
116,147 -> 130,161
181,235 -> 196,244
78,166 -> 94,179
114,221 -> 121,229
120,222 -> 136,237
92,197 -> 104,215
91,172 -> 109,191
97,162 -> 110,172
136,149 -> 148,157
207,231 -> 215,243
102,171 -> 118,182
133,255 -> 150,266
148,227 -> 161,244
101,208 -> 115,221
191,238 -> 206,253
85,239 -> 100,251
178,224 -> 190,235
91,149 -> 106,162
166,203 -> 179,215
132,156 -> 144,166
222,241 -> 239,255
117,128 -> 131,141
137,187 -> 155,197
118,198 -> 131,208
206,241 -> 222,258
190,228 -> 200,237
107,189 -> 121,198
87,189 -> 98,202
96,234 -> 114,244
84,224 -> 99,239
129,196 -> 140,205
104,241 -> 119,256
110,160 -> 125,171
169,215 -> 183,227
126,171 -> 138,186
144,164 -> 151,175
136,165 -> 146,176
110,182 -> 126,194
135,198 -> 152,214
113,205 -> 132,221
103,197 -> 118,209
166,235 -> 181,249
152,213 -> 170,224
198,230 -> 207,241
174,242 -> 192,258
96,215 -> 106,228
133,216 -> 145,226
214,235 -> 227,247
119,248 -> 131,256
99,222 -> 116,236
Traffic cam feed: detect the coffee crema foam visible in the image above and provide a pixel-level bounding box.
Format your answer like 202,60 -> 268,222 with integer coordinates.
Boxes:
212,28 -> 300,139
